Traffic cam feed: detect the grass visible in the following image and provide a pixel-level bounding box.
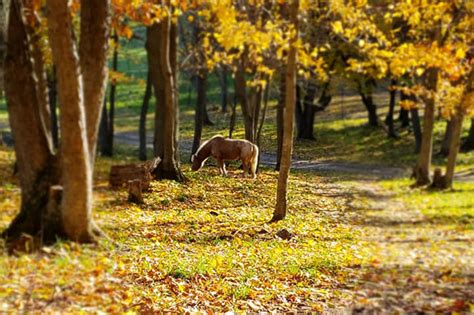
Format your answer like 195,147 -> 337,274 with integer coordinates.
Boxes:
380,178 -> 474,229
0,146 -> 367,312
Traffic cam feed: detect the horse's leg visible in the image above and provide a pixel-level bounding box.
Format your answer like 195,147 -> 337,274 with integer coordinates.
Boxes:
217,159 -> 227,176
242,161 -> 249,178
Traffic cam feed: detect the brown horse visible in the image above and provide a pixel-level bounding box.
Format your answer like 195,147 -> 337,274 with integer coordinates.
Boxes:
191,135 -> 259,178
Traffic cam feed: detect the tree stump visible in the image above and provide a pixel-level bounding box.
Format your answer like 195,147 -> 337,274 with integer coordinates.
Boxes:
431,168 -> 447,189
109,157 -> 161,191
128,179 -> 144,204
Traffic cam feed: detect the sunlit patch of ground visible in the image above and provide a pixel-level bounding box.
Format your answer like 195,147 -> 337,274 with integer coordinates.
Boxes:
0,147 -> 366,312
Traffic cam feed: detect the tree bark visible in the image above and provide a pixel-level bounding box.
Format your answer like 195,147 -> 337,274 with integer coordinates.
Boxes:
462,119 -> 474,151
398,108 -> 410,127
440,120 -> 454,157
220,66 -> 229,113
413,68 -> 438,186
442,113 -> 463,189
358,79 -> 378,127
2,1 -> 58,243
47,0 -> 95,242
191,72 -> 207,155
272,0 -> 299,223
410,108 -> 422,154
234,58 -> 255,143
385,79 -> 398,138
99,32 -> 117,157
79,0 -> 110,163
47,69 -> 59,148
276,68 -> 286,171
443,68 -> 474,189
139,71 -> 152,161
146,15 -> 183,181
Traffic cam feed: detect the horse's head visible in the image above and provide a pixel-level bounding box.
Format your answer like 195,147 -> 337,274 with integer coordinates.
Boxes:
191,154 -> 203,171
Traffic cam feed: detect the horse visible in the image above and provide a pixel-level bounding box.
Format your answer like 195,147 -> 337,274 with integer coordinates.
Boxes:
191,135 -> 259,178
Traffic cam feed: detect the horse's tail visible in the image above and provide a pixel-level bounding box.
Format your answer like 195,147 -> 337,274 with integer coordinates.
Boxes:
250,144 -> 259,178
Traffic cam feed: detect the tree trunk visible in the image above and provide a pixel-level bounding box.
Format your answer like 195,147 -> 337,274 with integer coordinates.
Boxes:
220,66 -> 229,113
358,81 -> 378,127
298,81 -> 317,140
2,1 -> 59,243
413,68 -> 438,186
295,83 -> 304,137
462,119 -> 474,151
46,0 -> 108,242
276,69 -> 286,171
399,108 -> 410,127
99,32 -> 117,157
410,109 -> 422,154
191,72 -> 207,155
47,69 -> 59,148
443,68 -> 474,188
385,79 -> 397,138
442,113 -> 463,189
234,59 -> 255,143
79,0 -> 110,163
229,96 -> 237,138
146,16 -> 183,181
440,120 -> 454,157
272,0 -> 299,223
139,71 -> 152,161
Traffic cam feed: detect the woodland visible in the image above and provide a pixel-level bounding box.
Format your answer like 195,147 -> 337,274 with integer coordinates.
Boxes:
0,0 -> 473,312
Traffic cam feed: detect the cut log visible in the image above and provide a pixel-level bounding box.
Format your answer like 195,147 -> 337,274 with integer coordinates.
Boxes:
109,157 -> 161,190
128,179 -> 144,204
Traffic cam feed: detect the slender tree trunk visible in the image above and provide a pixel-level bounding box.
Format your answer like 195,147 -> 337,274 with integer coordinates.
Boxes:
203,100 -> 213,126
295,83 -> 304,137
385,79 -> 397,138
229,96 -> 237,138
192,73 -> 206,155
359,84 -> 378,127
256,80 -> 270,171
410,109 -> 422,154
234,59 -> 255,142
26,14 -> 52,148
99,32 -> 117,157
272,0 -> 299,223
79,0 -> 110,163
47,69 -> 59,148
442,113 -> 463,189
276,69 -> 286,171
2,1 -> 58,243
399,109 -> 410,127
139,71 -> 152,161
443,68 -> 474,188
440,120 -> 454,157
220,66 -> 229,113
462,119 -> 474,151
413,68 -> 438,186
299,82 -> 317,140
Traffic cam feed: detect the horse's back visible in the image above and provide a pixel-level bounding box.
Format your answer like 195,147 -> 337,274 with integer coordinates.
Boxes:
210,136 -> 256,161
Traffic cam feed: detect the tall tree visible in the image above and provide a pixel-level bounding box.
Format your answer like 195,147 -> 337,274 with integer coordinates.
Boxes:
272,0 -> 299,223
2,0 -> 110,245
146,6 -> 183,181
139,71 -> 152,161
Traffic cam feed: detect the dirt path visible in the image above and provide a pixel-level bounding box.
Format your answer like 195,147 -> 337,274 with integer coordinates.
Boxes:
347,184 -> 473,313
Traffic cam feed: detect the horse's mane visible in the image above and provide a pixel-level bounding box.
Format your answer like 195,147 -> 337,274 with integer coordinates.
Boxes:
194,135 -> 223,159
